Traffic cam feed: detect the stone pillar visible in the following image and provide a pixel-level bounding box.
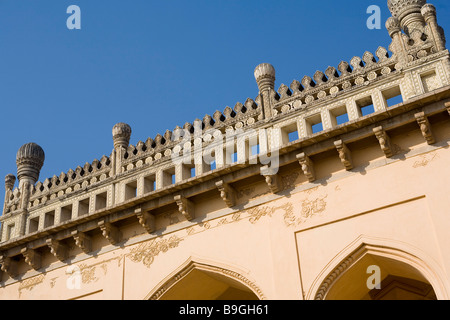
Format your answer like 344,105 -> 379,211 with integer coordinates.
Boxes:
386,17 -> 409,66
112,122 -> 132,175
421,4 -> 446,52
15,142 -> 45,236
16,143 -> 45,190
3,174 -> 16,214
388,0 -> 426,39
254,63 -> 276,120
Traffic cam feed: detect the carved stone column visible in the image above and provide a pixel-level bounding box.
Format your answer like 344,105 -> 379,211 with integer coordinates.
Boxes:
112,123 -> 132,175
386,17 -> 409,67
254,63 -> 276,120
421,4 -> 446,52
388,0 -> 426,39
3,174 -> 16,214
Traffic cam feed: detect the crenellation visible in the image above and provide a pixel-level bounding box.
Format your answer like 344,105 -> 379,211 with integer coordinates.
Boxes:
203,114 -> 214,130
223,106 -> 236,120
325,67 -> 339,81
277,84 -> 292,100
313,71 -> 328,85
212,110 -> 225,125
244,97 -> 258,111
274,50 -> 399,114
154,134 -> 164,150
376,46 -> 390,61
338,61 -> 353,76
301,75 -> 315,90
290,79 -> 303,95
350,56 -> 365,71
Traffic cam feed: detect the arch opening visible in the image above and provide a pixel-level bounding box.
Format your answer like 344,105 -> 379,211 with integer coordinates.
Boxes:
147,259 -> 264,300
311,238 -> 446,300
324,253 -> 437,300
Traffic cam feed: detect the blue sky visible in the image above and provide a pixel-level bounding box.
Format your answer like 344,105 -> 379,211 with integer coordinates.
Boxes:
0,0 -> 449,201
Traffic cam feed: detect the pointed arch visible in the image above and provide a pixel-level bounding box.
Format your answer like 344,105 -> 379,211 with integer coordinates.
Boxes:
145,256 -> 266,300
307,235 -> 450,300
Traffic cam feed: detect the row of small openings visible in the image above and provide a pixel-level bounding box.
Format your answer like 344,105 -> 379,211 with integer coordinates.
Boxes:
27,192 -> 108,233
210,144 -> 260,168
123,145 -> 263,201
284,85 -> 403,142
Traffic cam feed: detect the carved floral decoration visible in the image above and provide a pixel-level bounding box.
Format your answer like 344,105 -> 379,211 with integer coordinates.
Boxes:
128,235 -> 183,268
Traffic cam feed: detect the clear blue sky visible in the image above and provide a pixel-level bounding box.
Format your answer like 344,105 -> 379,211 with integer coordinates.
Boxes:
0,0 -> 449,200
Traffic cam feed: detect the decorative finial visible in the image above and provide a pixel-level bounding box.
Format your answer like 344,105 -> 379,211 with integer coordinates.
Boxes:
5,174 -> 16,191
254,63 -> 276,93
112,123 -> 132,150
387,0 -> 427,19
421,3 -> 436,18
386,16 -> 401,38
387,0 -> 427,35
16,143 -> 45,187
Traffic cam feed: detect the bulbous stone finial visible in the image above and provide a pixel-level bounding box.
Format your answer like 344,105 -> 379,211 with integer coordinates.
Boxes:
16,143 -> 45,186
254,63 -> 276,93
388,0 -> 427,19
112,123 -> 132,150
421,3 -> 436,19
5,174 -> 16,190
386,16 -> 401,37
387,0 -> 427,36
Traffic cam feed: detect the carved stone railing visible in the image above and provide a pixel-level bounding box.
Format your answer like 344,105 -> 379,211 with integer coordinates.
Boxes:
272,47 -> 397,117
3,155 -> 113,216
119,98 -> 262,175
